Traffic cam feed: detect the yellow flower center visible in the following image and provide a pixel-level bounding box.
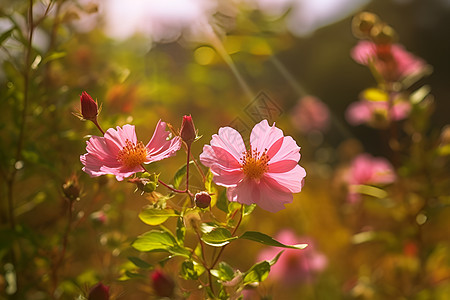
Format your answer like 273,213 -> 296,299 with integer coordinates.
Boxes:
117,139 -> 148,169
241,148 -> 269,180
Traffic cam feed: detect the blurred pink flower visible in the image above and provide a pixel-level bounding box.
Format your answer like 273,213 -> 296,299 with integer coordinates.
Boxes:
258,230 -> 327,284
291,95 -> 330,134
200,120 -> 306,213
346,98 -> 411,126
347,153 -> 396,202
351,40 -> 426,81
81,121 -> 181,181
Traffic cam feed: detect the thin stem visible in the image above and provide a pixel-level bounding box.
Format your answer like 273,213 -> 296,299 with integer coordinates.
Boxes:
51,198 -> 74,297
91,119 -> 105,135
185,144 -> 191,191
139,164 -> 191,195
210,205 -> 244,269
191,151 -> 206,182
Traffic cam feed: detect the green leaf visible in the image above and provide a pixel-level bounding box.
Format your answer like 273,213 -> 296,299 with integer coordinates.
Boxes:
41,51 -> 66,65
139,207 -> 179,226
0,28 -> 14,47
169,245 -> 192,258
201,227 -> 238,247
217,190 -> 229,213
243,204 -> 256,216
128,256 -> 152,269
176,216 -> 186,243
211,262 -> 235,282
132,230 -> 176,252
204,169 -> 214,192
172,161 -> 194,189
180,260 -> 204,280
124,270 -> 146,279
243,261 -> 270,285
239,231 -> 308,249
269,251 -> 284,266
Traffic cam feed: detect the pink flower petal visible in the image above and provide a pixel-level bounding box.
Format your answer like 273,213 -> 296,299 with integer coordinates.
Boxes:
145,120 -> 181,163
226,179 -> 258,206
266,164 -> 306,193
255,177 -> 294,212
267,136 -> 301,164
212,127 -> 246,162
250,120 -> 284,153
104,124 -> 137,153
346,101 -> 372,125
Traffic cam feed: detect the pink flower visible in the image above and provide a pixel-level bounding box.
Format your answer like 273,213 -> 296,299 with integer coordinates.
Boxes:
257,230 -> 327,284
81,121 -> 181,181
347,153 -> 396,202
346,99 -> 411,126
351,40 -> 426,82
291,95 -> 330,134
199,120 -> 306,213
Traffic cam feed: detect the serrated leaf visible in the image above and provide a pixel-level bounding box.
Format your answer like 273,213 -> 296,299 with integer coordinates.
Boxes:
201,227 -> 238,247
239,231 -> 308,249
128,256 -> 152,269
243,261 -> 270,285
139,208 -> 178,226
132,230 -> 176,252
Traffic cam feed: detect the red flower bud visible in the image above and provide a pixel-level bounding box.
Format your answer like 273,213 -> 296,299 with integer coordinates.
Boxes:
180,115 -> 197,146
195,191 -> 211,209
80,91 -> 98,120
151,269 -> 175,298
88,283 -> 110,300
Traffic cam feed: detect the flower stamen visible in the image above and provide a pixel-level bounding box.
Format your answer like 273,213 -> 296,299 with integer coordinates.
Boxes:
117,139 -> 148,169
240,148 -> 269,180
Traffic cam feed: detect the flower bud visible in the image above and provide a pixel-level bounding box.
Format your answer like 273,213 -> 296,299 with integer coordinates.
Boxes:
88,282 -> 110,300
352,12 -> 379,39
129,173 -> 159,194
62,174 -> 80,202
90,211 -> 107,226
80,91 -> 98,121
370,23 -> 397,45
151,269 -> 175,298
195,191 -> 211,209
180,115 -> 197,146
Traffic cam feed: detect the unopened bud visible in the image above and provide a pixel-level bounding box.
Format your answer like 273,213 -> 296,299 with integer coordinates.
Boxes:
62,174 -> 80,202
90,211 -> 107,226
129,173 -> 159,194
88,282 -> 110,300
440,125 -> 450,145
151,269 -> 175,298
80,91 -> 99,121
370,23 -> 397,45
195,191 -> 211,209
352,12 -> 379,39
180,115 -> 197,146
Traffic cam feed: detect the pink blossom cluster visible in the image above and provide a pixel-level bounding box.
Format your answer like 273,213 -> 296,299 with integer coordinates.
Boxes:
351,40 -> 426,82
347,153 -> 396,202
80,106 -> 306,213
